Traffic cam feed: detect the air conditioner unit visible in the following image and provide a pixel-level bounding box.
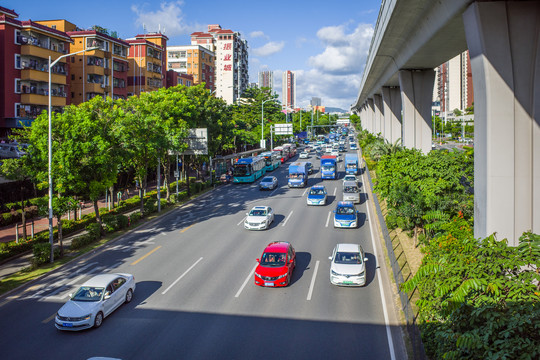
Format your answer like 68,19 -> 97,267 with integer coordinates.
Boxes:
101,84 -> 106,88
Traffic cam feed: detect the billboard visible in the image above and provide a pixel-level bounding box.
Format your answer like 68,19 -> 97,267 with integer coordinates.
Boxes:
183,128 -> 208,155
274,123 -> 293,135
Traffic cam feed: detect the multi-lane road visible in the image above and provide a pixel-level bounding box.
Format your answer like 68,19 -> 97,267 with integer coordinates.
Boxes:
0,146 -> 407,360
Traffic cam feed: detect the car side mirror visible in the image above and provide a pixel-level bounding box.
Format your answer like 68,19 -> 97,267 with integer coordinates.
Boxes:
246,213 -> 249,216
256,258 -> 260,263
104,295 -> 111,300
364,257 -> 368,262
68,293 -> 73,299
333,210 -> 336,213
328,256 -> 332,260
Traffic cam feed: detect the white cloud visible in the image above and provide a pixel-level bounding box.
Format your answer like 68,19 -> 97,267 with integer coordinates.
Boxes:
252,41 -> 285,57
250,30 -> 268,39
131,1 -> 202,37
308,23 -> 373,75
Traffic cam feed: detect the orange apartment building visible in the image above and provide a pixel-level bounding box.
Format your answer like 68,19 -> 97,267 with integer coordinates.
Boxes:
126,33 -> 168,97
167,44 -> 215,90
0,6 -> 71,137
36,20 -> 130,104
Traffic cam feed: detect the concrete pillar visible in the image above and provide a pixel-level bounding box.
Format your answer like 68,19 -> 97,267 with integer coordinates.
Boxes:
360,105 -> 366,131
382,86 -> 402,144
366,98 -> 375,134
464,1 -> 540,245
374,94 -> 383,136
399,69 -> 435,154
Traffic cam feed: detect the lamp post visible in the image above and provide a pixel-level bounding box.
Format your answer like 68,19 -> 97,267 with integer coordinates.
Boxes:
48,46 -> 98,263
261,99 -> 273,149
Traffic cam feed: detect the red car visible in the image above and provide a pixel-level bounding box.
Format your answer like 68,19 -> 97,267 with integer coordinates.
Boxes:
254,241 -> 296,287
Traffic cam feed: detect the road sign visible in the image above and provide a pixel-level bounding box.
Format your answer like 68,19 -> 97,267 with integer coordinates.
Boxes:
274,123 -> 293,135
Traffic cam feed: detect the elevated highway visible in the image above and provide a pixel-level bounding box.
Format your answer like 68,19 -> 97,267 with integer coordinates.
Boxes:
352,0 -> 540,245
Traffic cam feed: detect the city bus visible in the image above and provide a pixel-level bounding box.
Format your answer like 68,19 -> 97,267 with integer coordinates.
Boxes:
233,156 -> 266,183
283,143 -> 296,158
261,151 -> 281,172
273,146 -> 289,163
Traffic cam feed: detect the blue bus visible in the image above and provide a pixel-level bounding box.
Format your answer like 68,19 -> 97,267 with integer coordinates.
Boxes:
233,156 -> 266,183
261,151 -> 280,172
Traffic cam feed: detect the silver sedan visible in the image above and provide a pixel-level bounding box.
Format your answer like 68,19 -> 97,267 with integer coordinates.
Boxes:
55,273 -> 136,331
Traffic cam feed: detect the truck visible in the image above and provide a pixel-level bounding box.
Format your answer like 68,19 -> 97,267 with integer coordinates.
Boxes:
344,153 -> 359,175
320,155 -> 337,180
288,162 -> 308,187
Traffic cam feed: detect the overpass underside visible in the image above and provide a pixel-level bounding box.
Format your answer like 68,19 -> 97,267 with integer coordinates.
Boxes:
355,1 -> 540,245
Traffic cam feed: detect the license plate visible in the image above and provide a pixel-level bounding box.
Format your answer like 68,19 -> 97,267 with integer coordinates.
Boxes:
264,282 -> 274,287
62,322 -> 73,327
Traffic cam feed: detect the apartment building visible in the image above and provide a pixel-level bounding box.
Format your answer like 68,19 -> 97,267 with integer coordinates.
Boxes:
167,45 -> 214,90
436,50 -> 474,117
126,33 -> 168,97
191,25 -> 248,104
258,70 -> 273,92
282,70 -> 296,109
36,20 -> 130,104
0,6 -> 71,137
166,70 -> 193,88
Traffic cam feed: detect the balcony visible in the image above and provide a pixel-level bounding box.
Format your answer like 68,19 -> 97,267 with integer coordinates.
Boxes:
21,69 -> 66,85
86,65 -> 105,76
21,44 -> 66,62
85,82 -> 106,93
21,93 -> 66,107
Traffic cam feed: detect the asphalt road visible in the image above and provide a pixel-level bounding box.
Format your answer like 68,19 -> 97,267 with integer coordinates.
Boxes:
0,146 -> 407,360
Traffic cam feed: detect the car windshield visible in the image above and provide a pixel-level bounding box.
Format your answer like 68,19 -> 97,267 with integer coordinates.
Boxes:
260,252 -> 286,266
335,251 -> 363,264
262,177 -> 273,182
249,209 -> 267,216
72,286 -> 104,302
310,189 -> 325,195
344,186 -> 357,193
337,206 -> 355,215
322,165 -> 335,171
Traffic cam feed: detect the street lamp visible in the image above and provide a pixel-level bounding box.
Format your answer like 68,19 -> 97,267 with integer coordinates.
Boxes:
48,46 -> 98,263
261,99 -> 273,148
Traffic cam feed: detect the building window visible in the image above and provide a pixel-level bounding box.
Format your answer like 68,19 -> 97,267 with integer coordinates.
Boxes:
15,103 -> 21,117
71,75 -> 75,80
14,30 -> 21,45
15,54 -> 21,69
15,79 -> 21,93
71,92 -> 74,98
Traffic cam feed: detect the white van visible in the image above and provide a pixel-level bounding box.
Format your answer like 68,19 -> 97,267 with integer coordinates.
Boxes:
342,180 -> 360,203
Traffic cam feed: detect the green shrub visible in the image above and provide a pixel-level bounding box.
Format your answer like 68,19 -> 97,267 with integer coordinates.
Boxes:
86,223 -> 101,240
385,213 -> 398,230
143,198 -> 156,215
129,211 -> 141,224
32,242 -> 60,267
70,234 -> 96,250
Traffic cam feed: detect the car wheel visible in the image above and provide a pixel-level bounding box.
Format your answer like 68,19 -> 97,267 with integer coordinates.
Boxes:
94,311 -> 104,328
125,289 -> 133,303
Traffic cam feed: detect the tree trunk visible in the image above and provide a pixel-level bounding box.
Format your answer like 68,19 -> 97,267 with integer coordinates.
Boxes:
164,156 -> 171,201
20,195 -> 27,240
57,215 -> 63,257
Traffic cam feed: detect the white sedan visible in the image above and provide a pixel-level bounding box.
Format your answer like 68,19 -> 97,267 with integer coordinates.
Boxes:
299,151 -> 309,159
244,206 -> 275,230
55,273 -> 135,331
329,243 -> 368,286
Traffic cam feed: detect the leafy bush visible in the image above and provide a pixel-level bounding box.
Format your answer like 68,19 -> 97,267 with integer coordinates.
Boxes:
31,242 -> 60,268
86,223 -> 101,240
143,198 -> 156,215
70,233 -> 96,250
129,211 -> 141,224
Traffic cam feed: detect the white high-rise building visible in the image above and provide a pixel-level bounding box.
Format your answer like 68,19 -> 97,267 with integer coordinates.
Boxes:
191,25 -> 249,104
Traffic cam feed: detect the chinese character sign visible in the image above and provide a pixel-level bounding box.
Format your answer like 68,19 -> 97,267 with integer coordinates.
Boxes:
224,54 -> 232,61
224,64 -> 232,71
223,43 -> 232,51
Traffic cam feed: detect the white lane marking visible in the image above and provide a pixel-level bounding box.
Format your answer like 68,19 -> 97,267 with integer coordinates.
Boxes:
235,263 -> 258,298
237,216 -> 246,226
325,211 -> 332,227
162,257 -> 203,295
302,188 -> 309,197
281,210 -> 294,227
333,187 -> 337,196
306,260 -> 320,301
364,171 -> 396,360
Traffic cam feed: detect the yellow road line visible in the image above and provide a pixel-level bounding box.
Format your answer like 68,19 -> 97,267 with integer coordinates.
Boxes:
42,312 -> 57,324
131,246 -> 162,266
180,223 -> 196,233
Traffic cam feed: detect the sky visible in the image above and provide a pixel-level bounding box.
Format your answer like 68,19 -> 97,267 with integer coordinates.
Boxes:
3,0 -> 382,110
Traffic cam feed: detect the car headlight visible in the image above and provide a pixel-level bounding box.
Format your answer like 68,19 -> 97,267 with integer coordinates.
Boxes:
254,272 -> 261,278
276,273 -> 287,279
331,270 -> 340,276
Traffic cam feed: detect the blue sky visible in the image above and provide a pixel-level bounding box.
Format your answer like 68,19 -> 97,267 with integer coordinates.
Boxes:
3,0 -> 381,110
